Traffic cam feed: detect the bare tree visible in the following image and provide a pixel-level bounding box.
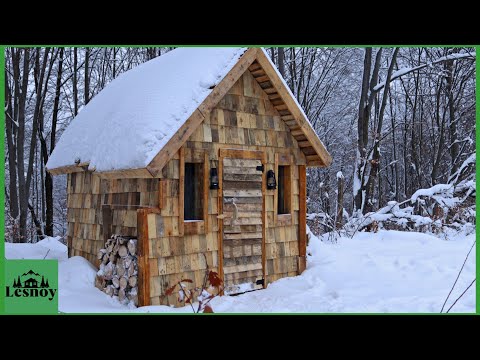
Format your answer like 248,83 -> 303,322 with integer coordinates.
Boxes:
84,47 -> 90,105
73,47 -> 78,116
364,48 -> 399,213
4,47 -> 475,241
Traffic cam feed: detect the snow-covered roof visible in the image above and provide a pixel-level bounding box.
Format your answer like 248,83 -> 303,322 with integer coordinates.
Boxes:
47,47 -> 332,175
47,48 -> 247,172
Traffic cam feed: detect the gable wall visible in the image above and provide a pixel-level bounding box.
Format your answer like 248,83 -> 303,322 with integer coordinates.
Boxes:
147,70 -> 306,306
65,70 -> 307,307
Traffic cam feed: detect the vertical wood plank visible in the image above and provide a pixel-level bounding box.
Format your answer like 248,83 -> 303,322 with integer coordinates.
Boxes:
274,153 -> 279,225
289,163 -> 294,218
158,179 -> 166,209
261,152 -> 267,288
204,152 -> 210,232
298,165 -> 307,274
178,147 -> 185,236
217,149 -> 224,290
66,180 -> 73,257
137,208 -> 151,306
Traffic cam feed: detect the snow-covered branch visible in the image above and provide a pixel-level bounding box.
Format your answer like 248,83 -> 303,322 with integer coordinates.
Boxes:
373,52 -> 476,92
448,153 -> 476,185
346,178 -> 475,234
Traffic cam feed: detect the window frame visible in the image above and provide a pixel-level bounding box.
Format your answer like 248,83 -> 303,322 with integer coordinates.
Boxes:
184,162 -> 204,221
179,147 -> 209,235
274,153 -> 294,226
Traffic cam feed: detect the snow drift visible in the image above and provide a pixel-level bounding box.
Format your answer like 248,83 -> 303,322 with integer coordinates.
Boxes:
4,230 -> 475,313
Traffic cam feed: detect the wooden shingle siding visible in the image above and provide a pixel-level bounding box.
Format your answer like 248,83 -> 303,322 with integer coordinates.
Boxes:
66,172 -> 159,266
146,69 -> 305,306
66,67 -> 308,308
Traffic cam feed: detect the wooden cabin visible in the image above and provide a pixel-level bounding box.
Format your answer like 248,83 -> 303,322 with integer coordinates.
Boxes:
47,47 -> 332,307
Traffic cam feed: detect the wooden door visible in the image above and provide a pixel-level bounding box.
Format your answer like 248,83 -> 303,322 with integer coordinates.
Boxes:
219,150 -> 265,295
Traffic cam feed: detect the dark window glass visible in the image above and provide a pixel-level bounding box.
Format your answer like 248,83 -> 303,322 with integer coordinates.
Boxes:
184,163 -> 204,220
277,165 -> 290,214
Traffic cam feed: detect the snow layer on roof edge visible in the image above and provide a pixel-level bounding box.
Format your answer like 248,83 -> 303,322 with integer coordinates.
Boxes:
46,48 -> 247,172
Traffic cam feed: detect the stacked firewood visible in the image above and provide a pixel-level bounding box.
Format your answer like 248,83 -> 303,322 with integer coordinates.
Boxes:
95,235 -> 139,306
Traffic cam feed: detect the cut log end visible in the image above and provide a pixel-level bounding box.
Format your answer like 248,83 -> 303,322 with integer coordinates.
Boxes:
128,275 -> 137,288
127,262 -> 135,277
105,285 -> 114,297
118,245 -> 128,258
127,239 -> 137,256
118,288 -> 126,302
97,249 -> 106,260
119,276 -> 128,290
95,275 -> 105,290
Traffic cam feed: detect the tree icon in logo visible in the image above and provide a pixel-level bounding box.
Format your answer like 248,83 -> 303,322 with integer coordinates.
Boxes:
11,269 -> 48,289
40,276 -> 50,288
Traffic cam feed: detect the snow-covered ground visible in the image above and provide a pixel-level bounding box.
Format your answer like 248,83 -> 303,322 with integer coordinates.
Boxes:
5,229 -> 475,313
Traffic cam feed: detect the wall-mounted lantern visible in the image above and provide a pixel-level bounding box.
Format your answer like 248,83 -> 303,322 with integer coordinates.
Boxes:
267,170 -> 276,190
210,168 -> 219,189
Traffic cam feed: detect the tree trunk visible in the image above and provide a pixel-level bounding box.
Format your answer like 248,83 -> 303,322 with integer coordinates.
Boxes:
445,57 -> 459,177
13,48 -> 30,242
354,48 -> 383,214
45,48 -> 64,237
388,91 -> 400,201
269,48 -> 275,63
277,47 -> 285,77
40,148 -> 45,224
431,73 -> 446,185
4,65 -> 19,222
28,202 -> 45,240
364,48 -> 399,213
353,48 -> 372,212
36,49 -> 56,238
15,47 -> 53,242
84,47 -> 90,105
410,67 -> 422,191
73,47 -> 78,116
112,48 -> 117,78
336,172 -> 344,229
